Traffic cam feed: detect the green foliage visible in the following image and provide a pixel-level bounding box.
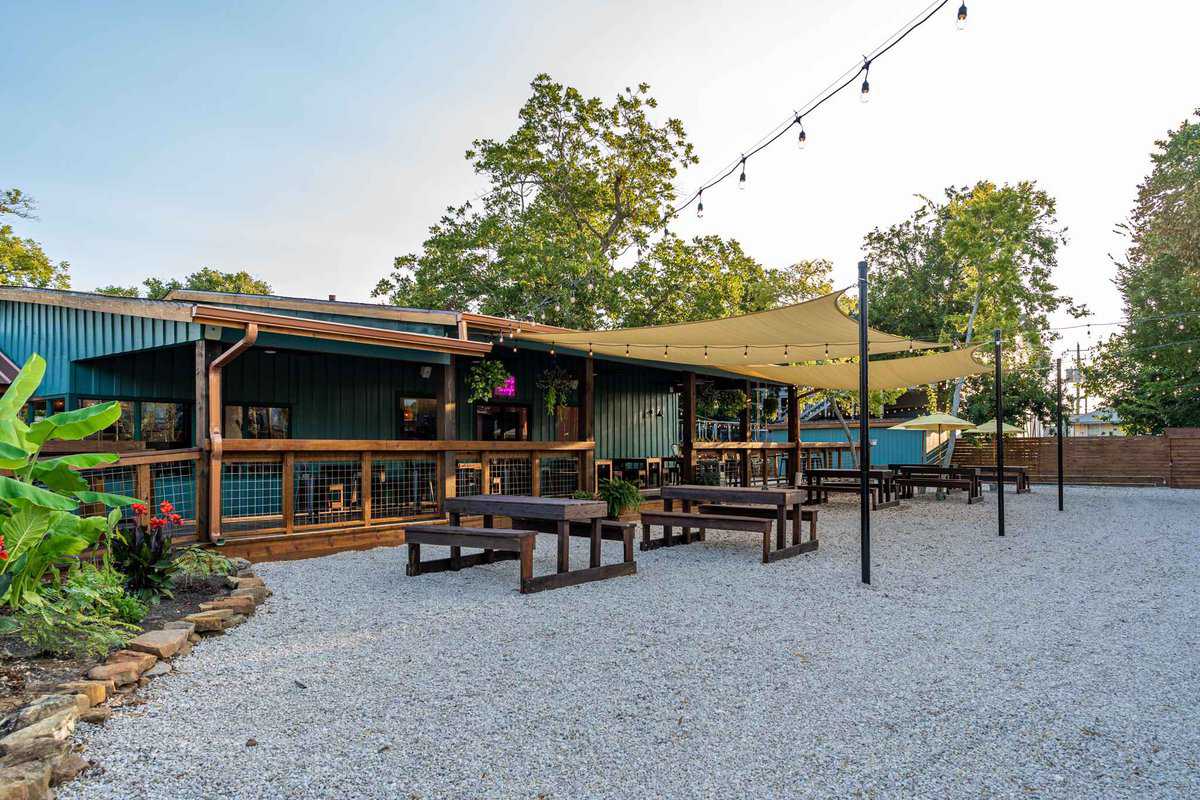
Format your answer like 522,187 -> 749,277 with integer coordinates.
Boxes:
96,267 -> 272,300
1085,109 -> 1200,433
1,187 -> 70,289
173,545 -> 235,578
465,360 -> 511,405
111,525 -> 178,601
598,478 -> 642,518
570,490 -> 596,501
696,386 -> 750,421
761,395 -> 780,422
962,367 -> 1054,426
535,365 -> 576,416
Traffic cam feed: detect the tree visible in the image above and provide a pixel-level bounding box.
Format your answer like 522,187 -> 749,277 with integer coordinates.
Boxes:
618,236 -> 832,327
373,73 -> 701,328
97,268 -> 272,300
0,189 -> 70,289
1085,110 -> 1200,433
863,181 -> 1081,433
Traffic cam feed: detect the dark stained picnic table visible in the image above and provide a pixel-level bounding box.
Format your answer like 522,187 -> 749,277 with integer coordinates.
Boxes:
443,495 -> 636,591
801,467 -> 900,509
888,463 -> 983,502
659,484 -> 816,554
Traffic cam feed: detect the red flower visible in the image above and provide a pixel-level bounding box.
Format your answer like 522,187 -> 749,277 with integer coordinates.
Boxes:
0,551 -> 7,561
169,514 -> 183,525
159,500 -> 174,514
148,517 -> 166,530
131,503 -> 149,516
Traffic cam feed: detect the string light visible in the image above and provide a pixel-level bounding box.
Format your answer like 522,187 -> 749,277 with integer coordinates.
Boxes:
704,345 -> 709,359
738,157 -> 747,190
696,190 -> 704,219
587,342 -> 593,357
908,340 -> 914,352
625,344 -> 630,356
824,343 -> 829,357
549,344 -> 555,356
795,116 -> 806,149
664,345 -> 670,357
956,2 -> 967,29
743,345 -> 749,358
784,344 -> 789,357
860,58 -> 872,103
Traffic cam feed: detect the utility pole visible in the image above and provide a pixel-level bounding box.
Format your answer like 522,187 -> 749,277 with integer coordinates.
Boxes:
994,329 -> 1005,537
858,261 -> 872,584
1056,357 -> 1064,511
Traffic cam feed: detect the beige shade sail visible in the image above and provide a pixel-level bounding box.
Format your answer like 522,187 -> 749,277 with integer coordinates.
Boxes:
740,345 -> 990,390
512,290 -> 939,366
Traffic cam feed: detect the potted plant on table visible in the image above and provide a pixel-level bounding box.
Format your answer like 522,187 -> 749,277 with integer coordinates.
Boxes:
598,478 -> 642,520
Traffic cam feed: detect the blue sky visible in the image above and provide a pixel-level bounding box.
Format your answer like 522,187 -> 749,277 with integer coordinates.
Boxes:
4,1 -> 1198,356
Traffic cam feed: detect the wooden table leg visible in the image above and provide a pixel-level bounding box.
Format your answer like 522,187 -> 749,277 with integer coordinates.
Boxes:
518,537 -> 534,593
483,514 -> 496,563
623,525 -> 634,563
556,519 -> 569,573
406,542 -> 421,576
447,510 -> 462,569
663,496 -> 674,547
790,503 -> 801,545
589,517 -> 601,568
682,499 -> 693,544
775,504 -> 786,551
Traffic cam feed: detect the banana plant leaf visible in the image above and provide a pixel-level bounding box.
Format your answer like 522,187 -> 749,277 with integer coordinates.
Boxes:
28,402 -> 122,445
0,477 -> 80,511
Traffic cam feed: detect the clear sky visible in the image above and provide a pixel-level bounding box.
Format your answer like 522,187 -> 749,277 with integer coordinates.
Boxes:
3,1 -> 1197,358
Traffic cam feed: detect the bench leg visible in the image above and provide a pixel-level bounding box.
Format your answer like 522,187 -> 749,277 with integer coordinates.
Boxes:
406,542 -> 421,576
682,499 -> 693,544
663,497 -> 674,547
761,529 -> 770,564
556,520 -> 570,573
589,517 -> 601,568
775,505 -> 787,550
519,537 -> 534,593
450,545 -> 462,570
483,514 -> 496,563
623,526 -> 634,563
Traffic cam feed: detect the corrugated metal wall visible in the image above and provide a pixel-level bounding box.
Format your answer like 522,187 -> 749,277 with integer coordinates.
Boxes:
595,363 -> 680,460
453,351 -> 571,441
72,346 -> 195,399
0,300 -> 199,395
795,425 -> 928,465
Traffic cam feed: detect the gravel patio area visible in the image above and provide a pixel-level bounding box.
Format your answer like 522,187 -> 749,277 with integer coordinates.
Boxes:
63,486 -> 1198,799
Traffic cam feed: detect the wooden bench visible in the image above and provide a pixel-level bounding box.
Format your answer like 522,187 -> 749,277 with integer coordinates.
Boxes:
696,504 -> 818,544
509,517 -> 637,567
405,525 -> 536,593
640,511 -> 815,563
797,481 -> 898,510
895,476 -> 982,503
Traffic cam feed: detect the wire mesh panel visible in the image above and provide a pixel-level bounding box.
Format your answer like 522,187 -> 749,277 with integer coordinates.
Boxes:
540,455 -> 581,498
719,454 -> 742,486
221,460 -> 283,532
371,457 -> 438,519
455,460 -> 482,498
293,459 -> 362,527
151,460 -> 197,536
79,465 -> 137,520
694,455 -> 722,486
487,456 -> 532,496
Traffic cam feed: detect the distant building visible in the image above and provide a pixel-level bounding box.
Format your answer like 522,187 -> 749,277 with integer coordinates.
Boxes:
1070,409 -> 1124,437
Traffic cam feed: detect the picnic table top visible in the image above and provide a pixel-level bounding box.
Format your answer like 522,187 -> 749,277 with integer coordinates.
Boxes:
889,463 -> 978,473
444,495 -> 608,521
662,484 -> 805,505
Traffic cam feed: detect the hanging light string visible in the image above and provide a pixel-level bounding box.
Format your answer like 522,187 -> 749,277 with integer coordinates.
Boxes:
665,0 -> 955,226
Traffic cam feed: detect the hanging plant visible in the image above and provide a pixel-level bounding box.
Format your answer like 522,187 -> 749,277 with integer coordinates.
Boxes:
536,365 -> 577,417
466,359 -> 510,405
715,389 -> 750,420
761,395 -> 780,421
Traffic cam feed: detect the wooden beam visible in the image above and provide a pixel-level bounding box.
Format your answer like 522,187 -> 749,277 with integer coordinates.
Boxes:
282,452 -> 295,534
361,452 -> 373,525
437,360 -> 457,505
220,438 -> 596,453
682,372 -> 697,483
788,384 -> 801,484
194,340 -> 212,539
580,356 -> 595,493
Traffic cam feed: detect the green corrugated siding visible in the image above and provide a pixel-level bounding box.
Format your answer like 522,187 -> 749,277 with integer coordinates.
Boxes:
72,346 -> 195,399
0,300 -> 199,395
771,425 -> 928,465
454,351 -> 566,441
595,363 -> 680,460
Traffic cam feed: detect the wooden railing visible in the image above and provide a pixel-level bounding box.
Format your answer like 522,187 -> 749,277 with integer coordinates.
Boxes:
213,439 -> 595,539
684,440 -> 858,487
75,448 -> 204,542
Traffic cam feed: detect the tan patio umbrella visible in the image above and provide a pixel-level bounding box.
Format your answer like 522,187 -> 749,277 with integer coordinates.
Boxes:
964,418 -> 1023,436
888,413 -> 976,436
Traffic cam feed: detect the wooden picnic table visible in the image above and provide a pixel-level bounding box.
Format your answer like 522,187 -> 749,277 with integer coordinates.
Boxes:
801,467 -> 900,509
972,465 -> 1032,493
887,463 -> 982,503
655,485 -> 817,559
443,495 -> 637,592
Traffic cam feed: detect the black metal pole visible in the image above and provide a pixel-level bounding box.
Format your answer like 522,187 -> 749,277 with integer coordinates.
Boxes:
858,261 -> 872,584
994,329 -> 1005,537
1056,357 -> 1064,511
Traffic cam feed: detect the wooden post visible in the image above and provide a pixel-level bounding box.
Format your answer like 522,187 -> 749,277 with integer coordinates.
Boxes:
682,372 -> 697,483
282,452 -> 295,533
531,452 -> 542,497
738,380 -> 752,486
481,454 -> 492,494
437,359 -> 457,508
135,463 -> 152,506
579,356 -> 595,493
194,340 -> 211,539
361,452 -> 373,524
788,385 -> 801,486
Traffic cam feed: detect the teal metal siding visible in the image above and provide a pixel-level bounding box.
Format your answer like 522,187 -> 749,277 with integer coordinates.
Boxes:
0,300 -> 199,395
777,425 -> 927,465
454,351 -> 567,441
595,364 -> 680,460
72,346 -> 195,400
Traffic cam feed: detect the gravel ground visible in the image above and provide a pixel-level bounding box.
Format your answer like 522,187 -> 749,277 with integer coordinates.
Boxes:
63,486 -> 1199,799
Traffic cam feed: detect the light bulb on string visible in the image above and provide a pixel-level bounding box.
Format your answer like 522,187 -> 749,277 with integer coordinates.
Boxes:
860,59 -> 871,103
795,115 -> 806,149
1179,322 -> 1186,332
625,344 -> 630,356
738,157 -> 747,190
908,339 -> 914,352
743,345 -> 749,358
587,343 -> 593,357
956,2 -> 967,30
664,345 -> 669,357
824,343 -> 829,358
704,345 -> 709,360
784,344 -> 789,357
696,190 -> 704,219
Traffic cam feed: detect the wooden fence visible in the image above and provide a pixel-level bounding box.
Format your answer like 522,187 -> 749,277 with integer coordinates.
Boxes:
951,428 -> 1200,488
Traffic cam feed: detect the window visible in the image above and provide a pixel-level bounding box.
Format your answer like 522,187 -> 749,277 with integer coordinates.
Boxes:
475,404 -> 529,441
224,404 -> 290,439
397,397 -> 437,440
27,398 -> 65,424
141,402 -> 189,447
79,399 -> 136,441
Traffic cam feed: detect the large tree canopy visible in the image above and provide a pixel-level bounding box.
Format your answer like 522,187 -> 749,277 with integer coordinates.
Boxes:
863,181 -> 1080,424
1085,110 -> 1200,433
96,267 -> 272,300
0,189 -> 70,290
374,74 -> 828,329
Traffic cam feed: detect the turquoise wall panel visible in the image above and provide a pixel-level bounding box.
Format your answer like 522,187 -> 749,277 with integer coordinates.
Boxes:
595,363 -> 680,459
71,346 -> 195,400
768,425 -> 928,465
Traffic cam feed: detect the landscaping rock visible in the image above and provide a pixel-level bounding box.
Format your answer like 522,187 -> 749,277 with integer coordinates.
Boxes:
127,628 -> 189,659
86,662 -> 138,686
199,595 -> 256,615
48,753 -> 88,786
70,695 -> 90,713
226,614 -> 247,627
183,609 -> 233,633
0,710 -> 76,762
1,697 -> 76,736
231,557 -> 252,571
162,620 -> 196,635
54,682 -> 106,707
233,575 -> 265,589
143,662 -> 172,679
230,586 -> 267,604
78,707 -> 111,725
105,650 -> 157,674
0,760 -> 51,800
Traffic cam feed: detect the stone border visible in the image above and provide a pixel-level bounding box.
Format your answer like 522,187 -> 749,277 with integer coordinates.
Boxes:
0,558 -> 270,800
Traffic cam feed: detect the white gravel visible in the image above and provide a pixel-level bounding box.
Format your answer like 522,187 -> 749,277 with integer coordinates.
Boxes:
62,486 -> 1199,799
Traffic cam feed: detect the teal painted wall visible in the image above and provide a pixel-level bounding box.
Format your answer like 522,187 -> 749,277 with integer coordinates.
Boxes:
595,363 -> 680,459
0,300 -> 200,396
453,351 -> 576,441
769,424 -> 928,465
72,346 -> 195,400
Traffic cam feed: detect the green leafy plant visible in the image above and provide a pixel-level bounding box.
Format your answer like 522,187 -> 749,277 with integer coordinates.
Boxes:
112,502 -> 181,601
570,490 -> 596,501
466,360 -> 511,404
535,365 -> 576,416
0,354 -> 137,610
598,478 -> 642,519
173,545 -> 235,578
761,395 -> 780,421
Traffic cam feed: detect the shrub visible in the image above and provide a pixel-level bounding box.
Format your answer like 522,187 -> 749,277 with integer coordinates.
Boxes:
112,502 -> 181,601
598,478 -> 642,519
173,545 -> 235,577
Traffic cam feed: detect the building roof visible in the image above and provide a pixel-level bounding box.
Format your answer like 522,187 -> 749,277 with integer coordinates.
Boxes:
1071,409 -> 1120,425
